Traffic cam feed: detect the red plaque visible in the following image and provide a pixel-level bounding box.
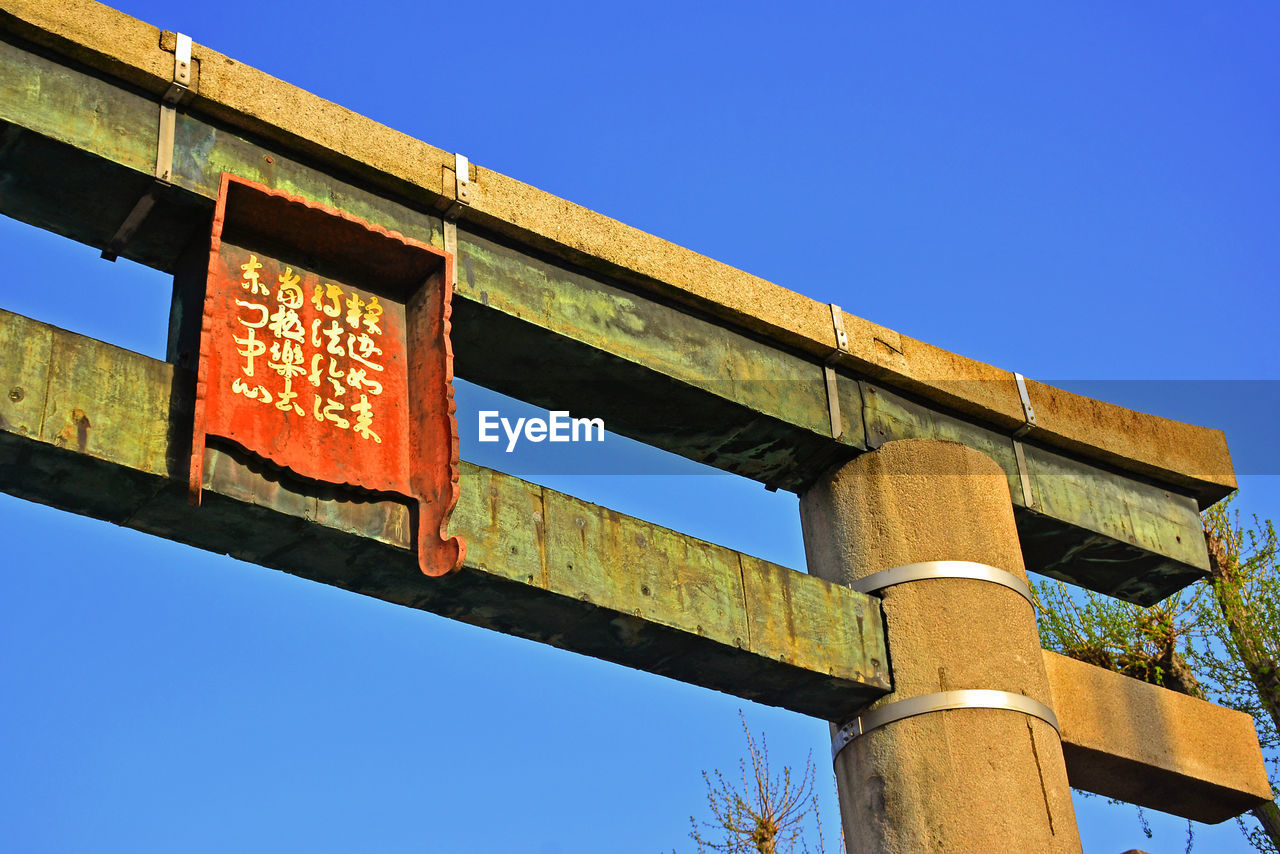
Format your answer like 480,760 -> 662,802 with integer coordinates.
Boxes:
191,174 -> 464,576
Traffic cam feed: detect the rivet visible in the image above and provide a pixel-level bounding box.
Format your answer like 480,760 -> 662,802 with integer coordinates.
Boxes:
8,387 -> 23,402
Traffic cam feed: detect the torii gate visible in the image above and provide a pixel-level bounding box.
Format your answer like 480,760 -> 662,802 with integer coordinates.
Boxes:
0,1 -> 1269,850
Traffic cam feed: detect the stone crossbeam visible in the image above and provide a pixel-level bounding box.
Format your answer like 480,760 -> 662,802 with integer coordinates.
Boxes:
0,307 -> 1268,821
1046,650 -> 1270,823
0,307 -> 891,720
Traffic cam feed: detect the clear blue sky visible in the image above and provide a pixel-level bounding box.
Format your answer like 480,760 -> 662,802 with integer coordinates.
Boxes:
1,2 -> 1277,851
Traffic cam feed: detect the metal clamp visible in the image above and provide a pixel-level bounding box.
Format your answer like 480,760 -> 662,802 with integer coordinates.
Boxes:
103,32 -> 194,261
164,32 -> 193,104
455,152 -> 471,206
823,303 -> 849,440
832,689 -> 1060,760
1013,438 -> 1036,510
850,560 -> 1035,608
1013,371 -> 1037,437
443,152 -> 471,221
1009,373 -> 1038,508
829,302 -> 849,353
440,153 -> 470,286
156,32 -> 193,183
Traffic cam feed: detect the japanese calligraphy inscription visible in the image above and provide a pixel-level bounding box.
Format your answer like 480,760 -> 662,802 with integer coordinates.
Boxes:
191,174 -> 464,576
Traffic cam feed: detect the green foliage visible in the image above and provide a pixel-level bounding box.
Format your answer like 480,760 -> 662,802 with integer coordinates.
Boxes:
1034,575 -> 1205,696
1035,496 -> 1280,852
1199,503 -> 1280,753
686,713 -> 830,854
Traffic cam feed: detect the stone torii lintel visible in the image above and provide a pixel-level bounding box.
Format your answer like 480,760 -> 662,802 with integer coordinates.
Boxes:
0,0 -> 1237,604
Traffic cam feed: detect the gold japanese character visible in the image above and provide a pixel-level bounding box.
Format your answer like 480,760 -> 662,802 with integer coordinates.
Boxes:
235,299 -> 269,328
308,353 -> 324,387
233,328 -> 267,377
240,255 -> 268,296
232,376 -> 272,403
321,321 -> 346,356
268,304 -> 305,343
322,398 -> 350,429
345,292 -> 365,329
362,296 -> 383,335
346,365 -> 383,396
347,333 -> 384,371
311,283 -> 342,317
327,357 -> 346,396
275,376 -> 305,416
277,267 -> 304,309
269,340 -> 306,378
351,394 -> 380,443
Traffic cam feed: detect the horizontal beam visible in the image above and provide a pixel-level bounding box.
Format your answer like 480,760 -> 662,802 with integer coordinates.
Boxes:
0,30 -> 1212,602
0,308 -> 1267,821
0,307 -> 890,719
1044,650 -> 1272,823
0,0 -> 1233,507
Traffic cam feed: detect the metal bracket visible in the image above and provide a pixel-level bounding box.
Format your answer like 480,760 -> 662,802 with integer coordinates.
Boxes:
443,152 -> 471,220
829,302 -> 849,353
103,32 -> 194,261
156,32 -> 193,183
823,303 -> 850,440
1009,372 -> 1038,509
823,366 -> 843,439
442,219 -> 459,289
455,152 -> 471,205
164,32 -> 193,102
438,153 -> 471,286
1013,371 -> 1037,437
850,560 -> 1035,608
1013,439 -> 1036,510
832,689 -> 1060,760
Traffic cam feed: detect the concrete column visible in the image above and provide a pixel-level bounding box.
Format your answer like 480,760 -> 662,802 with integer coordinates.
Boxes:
800,439 -> 1080,854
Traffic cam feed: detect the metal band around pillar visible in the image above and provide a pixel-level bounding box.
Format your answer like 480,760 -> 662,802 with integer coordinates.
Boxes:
831,689 -> 1060,760
850,560 -> 1036,608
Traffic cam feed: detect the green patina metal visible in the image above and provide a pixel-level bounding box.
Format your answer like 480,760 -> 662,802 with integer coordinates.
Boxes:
0,31 -> 1212,602
451,229 -> 860,484
1019,441 -> 1207,602
0,38 -> 154,174
0,307 -> 891,717
857,382 -> 1208,604
171,112 -> 445,250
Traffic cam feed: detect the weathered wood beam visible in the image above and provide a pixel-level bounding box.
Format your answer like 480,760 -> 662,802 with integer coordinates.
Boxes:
0,307 -> 891,719
0,29 -> 1214,602
0,309 -> 1267,822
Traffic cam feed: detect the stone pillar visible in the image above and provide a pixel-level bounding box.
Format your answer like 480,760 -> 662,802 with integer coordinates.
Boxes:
799,439 -> 1080,853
